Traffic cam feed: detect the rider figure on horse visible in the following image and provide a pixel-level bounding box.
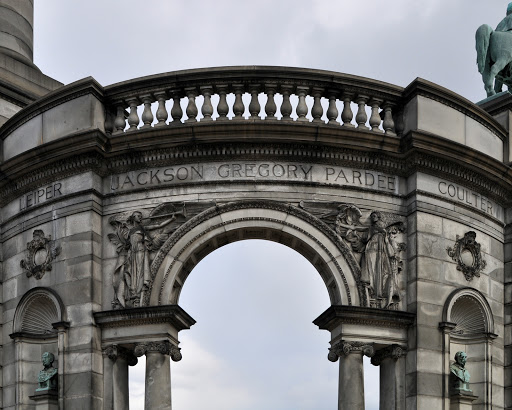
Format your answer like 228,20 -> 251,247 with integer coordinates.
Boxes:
496,3 -> 512,32
475,3 -> 512,97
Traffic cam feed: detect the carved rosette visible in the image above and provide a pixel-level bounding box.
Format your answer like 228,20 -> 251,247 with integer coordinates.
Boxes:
328,341 -> 375,362
370,344 -> 407,366
447,231 -> 486,281
20,230 -> 61,280
103,345 -> 138,366
134,341 -> 182,362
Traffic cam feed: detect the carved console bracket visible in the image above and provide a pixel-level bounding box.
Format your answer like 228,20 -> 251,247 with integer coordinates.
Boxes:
447,231 -> 486,281
20,230 -> 61,280
328,340 -> 375,362
103,344 -> 138,366
370,344 -> 407,366
134,340 -> 182,362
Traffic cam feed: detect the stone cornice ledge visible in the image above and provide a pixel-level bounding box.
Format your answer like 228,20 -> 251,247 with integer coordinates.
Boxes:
0,77 -> 104,141
313,305 -> 416,331
403,78 -> 506,141
93,305 -> 196,331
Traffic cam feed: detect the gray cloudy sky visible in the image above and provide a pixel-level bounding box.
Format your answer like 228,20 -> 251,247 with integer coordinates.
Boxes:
32,1 -> 510,409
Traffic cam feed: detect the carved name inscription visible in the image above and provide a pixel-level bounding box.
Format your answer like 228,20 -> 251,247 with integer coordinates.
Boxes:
19,182 -> 63,211
437,181 -> 498,218
109,163 -> 400,194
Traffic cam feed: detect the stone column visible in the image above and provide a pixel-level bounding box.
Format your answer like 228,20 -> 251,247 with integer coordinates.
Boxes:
328,341 -> 374,410
103,345 -> 138,410
371,344 -> 407,410
135,341 -> 182,410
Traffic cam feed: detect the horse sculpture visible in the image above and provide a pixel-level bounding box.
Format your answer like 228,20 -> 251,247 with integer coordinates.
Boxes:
476,23 -> 512,97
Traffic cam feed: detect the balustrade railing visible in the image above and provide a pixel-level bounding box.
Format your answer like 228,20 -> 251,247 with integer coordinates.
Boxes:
103,66 -> 405,137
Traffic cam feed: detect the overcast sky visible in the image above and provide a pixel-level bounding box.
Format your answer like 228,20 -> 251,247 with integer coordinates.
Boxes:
32,1 -> 510,409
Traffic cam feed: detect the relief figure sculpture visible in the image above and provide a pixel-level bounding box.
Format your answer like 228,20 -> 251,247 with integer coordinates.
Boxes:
108,203 -> 184,308
300,202 -> 406,309
108,201 -> 216,309
336,207 -> 405,308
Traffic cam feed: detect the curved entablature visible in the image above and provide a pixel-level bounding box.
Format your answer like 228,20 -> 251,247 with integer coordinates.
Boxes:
0,66 -> 510,212
149,200 -> 361,308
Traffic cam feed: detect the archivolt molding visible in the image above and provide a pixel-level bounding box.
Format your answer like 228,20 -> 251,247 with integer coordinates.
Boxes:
147,200 -> 361,307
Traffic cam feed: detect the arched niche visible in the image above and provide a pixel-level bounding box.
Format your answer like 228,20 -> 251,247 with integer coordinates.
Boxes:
440,287 -> 497,409
149,201 -> 360,307
10,287 -> 68,407
12,287 -> 66,335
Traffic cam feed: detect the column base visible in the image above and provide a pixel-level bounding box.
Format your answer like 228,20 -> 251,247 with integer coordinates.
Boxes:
29,390 -> 59,410
450,391 -> 478,410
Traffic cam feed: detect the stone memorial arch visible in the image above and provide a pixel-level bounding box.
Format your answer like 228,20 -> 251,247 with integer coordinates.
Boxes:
0,1 -> 511,409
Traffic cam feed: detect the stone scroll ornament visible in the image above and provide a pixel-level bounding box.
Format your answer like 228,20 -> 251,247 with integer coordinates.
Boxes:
108,201 -> 215,309
447,231 -> 486,281
300,202 -> 406,309
20,230 -> 61,280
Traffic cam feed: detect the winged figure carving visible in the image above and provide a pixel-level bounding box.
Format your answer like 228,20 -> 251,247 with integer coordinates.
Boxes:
108,201 -> 215,308
300,201 -> 406,309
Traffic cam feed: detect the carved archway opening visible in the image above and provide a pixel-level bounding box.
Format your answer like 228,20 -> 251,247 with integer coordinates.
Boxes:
150,201 -> 360,307
170,239 -> 338,408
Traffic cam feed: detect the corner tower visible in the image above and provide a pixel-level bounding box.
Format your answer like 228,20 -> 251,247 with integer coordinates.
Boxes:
0,0 -> 62,126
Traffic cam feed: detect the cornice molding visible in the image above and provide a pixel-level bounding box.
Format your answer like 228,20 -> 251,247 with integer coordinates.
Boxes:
0,126 -> 510,208
313,305 -> 416,331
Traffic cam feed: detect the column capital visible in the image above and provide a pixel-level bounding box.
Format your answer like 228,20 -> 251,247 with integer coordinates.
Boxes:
328,340 -> 375,362
370,344 -> 407,366
134,340 -> 182,362
103,344 -> 138,366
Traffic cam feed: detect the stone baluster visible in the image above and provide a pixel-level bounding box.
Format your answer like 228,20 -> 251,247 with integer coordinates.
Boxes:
264,84 -> 277,120
104,109 -> 114,136
140,95 -> 154,129
369,98 -> 383,132
126,98 -> 140,131
326,91 -> 339,125
382,103 -> 396,135
170,91 -> 183,125
154,92 -> 168,127
341,95 -> 354,127
185,88 -> 198,123
200,86 -> 214,122
296,86 -> 309,122
394,110 -> 405,137
355,95 -> 369,129
328,341 -> 374,410
113,103 -> 126,134
216,85 -> 229,121
232,84 -> 245,121
103,345 -> 138,410
249,85 -> 261,120
135,341 -> 182,410
280,85 -> 293,122
371,345 -> 407,410
311,88 -> 324,123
